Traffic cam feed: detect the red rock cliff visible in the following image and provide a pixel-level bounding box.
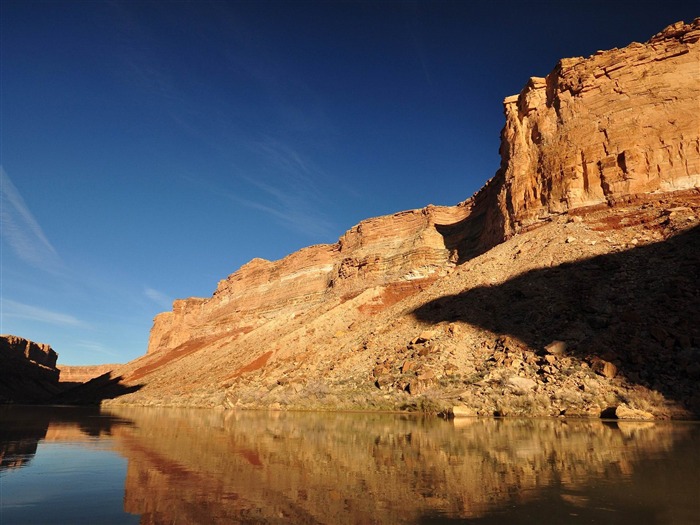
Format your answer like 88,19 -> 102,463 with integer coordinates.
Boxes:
146,204 -> 472,355
495,20 -> 700,235
131,21 -> 700,416
146,20 -> 699,359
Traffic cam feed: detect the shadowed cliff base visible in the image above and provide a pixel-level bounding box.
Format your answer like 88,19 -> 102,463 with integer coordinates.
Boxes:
51,372 -> 144,406
413,225 -> 700,418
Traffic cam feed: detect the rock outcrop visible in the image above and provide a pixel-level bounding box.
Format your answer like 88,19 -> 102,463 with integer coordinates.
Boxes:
100,20 -> 699,419
0,335 -> 61,403
146,204 -> 472,356
496,20 -> 700,235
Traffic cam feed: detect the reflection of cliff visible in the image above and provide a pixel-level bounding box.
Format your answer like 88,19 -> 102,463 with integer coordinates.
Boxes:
108,407 -> 698,524
0,406 -> 134,472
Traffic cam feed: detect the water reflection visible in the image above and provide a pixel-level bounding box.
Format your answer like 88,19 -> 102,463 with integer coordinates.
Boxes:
107,408 -> 699,524
0,405 -> 133,472
1,407 -> 699,524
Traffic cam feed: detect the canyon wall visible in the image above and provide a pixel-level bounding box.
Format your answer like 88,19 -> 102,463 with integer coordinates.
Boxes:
0,334 -> 58,371
145,19 -> 699,360
97,20 -> 700,419
496,20 -> 700,235
58,364 -> 118,384
146,203 -> 472,355
0,335 -> 61,403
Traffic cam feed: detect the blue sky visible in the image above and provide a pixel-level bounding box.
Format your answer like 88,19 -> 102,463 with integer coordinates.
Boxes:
1,1 -> 696,365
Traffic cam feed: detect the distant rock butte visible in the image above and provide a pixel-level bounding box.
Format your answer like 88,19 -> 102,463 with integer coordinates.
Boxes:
99,20 -> 699,418
58,364 -> 118,384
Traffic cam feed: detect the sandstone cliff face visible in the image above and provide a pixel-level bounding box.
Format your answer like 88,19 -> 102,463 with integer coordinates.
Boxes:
146,203 -> 471,356
0,334 -> 58,371
107,21 -> 700,419
147,20 -> 699,360
0,335 -> 61,403
496,19 -> 700,235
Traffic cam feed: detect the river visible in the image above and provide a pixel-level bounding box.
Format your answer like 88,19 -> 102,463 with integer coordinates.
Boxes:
1,406 -> 698,524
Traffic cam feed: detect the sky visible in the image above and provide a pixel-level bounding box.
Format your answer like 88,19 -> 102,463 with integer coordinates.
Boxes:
1,1 -> 697,365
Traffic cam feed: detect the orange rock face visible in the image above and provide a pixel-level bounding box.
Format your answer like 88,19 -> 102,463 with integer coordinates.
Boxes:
58,364 -> 118,384
496,20 -> 700,235
147,20 -> 699,360
146,204 -> 472,356
0,334 -> 58,370
109,20 -> 699,419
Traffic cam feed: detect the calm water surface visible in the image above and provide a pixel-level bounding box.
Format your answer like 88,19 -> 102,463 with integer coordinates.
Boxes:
0,406 -> 698,524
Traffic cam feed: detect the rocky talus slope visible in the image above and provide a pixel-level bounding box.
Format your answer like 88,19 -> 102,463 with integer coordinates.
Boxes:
99,20 -> 699,419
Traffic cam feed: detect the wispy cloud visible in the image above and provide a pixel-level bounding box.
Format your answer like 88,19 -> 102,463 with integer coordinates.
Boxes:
227,136 -> 336,239
144,287 -> 173,310
0,167 -> 62,272
229,192 -> 335,239
72,340 -> 124,360
1,298 -> 86,327
249,136 -> 321,190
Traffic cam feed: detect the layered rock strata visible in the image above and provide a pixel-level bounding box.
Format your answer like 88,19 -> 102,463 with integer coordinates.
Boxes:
146,20 -> 699,360
496,19 -> 700,235
146,204 -> 472,356
103,20 -> 699,418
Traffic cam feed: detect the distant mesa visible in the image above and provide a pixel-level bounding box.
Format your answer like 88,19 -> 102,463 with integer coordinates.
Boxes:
58,364 -> 119,385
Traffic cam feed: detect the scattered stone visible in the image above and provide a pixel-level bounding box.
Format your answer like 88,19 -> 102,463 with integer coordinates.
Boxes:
400,360 -> 416,374
451,405 -> 476,418
372,365 -> 389,378
414,330 -> 438,344
591,358 -> 617,379
507,376 -> 537,393
601,404 -> 654,420
418,345 -> 435,357
545,341 -> 567,356
406,378 -> 432,395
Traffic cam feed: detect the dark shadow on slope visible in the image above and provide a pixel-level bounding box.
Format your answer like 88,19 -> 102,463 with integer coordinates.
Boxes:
413,225 -> 700,415
50,372 -> 143,406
